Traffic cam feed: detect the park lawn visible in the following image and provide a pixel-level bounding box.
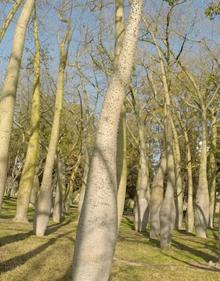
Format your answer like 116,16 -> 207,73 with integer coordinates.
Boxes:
0,199 -> 219,281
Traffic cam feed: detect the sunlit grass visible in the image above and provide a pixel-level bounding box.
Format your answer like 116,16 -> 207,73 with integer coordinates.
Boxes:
0,199 -> 220,281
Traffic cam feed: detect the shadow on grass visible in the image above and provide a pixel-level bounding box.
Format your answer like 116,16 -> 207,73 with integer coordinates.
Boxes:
123,216 -> 135,230
0,230 -> 74,273
0,219 -> 71,247
162,251 -> 220,272
0,230 -> 33,247
171,239 -> 218,263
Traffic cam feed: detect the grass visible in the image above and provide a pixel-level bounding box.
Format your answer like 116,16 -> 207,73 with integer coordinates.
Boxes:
0,199 -> 219,281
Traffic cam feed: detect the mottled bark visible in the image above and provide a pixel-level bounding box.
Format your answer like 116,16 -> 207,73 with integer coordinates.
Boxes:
72,1 -> 143,280
14,7 -> 40,222
149,154 -> 166,239
115,0 -> 128,228
35,22 -> 71,236
0,0 -> 35,210
0,0 -> 23,43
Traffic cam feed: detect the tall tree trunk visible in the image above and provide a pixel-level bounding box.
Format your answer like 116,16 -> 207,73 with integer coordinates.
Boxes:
78,148 -> 89,214
149,153 -> 166,239
170,118 -> 183,229
53,157 -> 65,223
35,22 -> 71,236
14,7 -> 40,223
117,107 -> 127,228
209,110 -> 217,229
72,1 -> 143,280
115,0 -> 128,228
184,129 -> 194,233
134,112 -> 150,232
160,142 -> 176,249
0,0 -> 23,43
195,108 -> 209,238
0,0 -> 35,210
149,27 -> 176,247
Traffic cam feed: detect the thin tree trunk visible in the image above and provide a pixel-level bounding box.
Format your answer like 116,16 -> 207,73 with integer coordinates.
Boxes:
184,129 -> 194,233
134,112 -> 150,232
115,0 -> 128,228
65,153 -> 82,214
0,0 -> 23,43
14,7 -> 40,222
195,108 -> 209,238
78,148 -> 89,214
35,22 -> 71,236
149,153 -> 166,239
53,157 -> 65,223
209,110 -> 217,229
149,26 -> 176,247
0,0 -> 35,210
117,107 -> 127,228
160,143 -> 176,249
170,118 -> 183,230
72,1 -> 143,280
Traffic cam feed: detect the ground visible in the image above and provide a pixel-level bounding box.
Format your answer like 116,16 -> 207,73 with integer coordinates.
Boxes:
0,199 -> 220,281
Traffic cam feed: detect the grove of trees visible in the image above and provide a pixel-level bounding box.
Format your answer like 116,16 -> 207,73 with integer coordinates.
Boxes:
0,0 -> 220,280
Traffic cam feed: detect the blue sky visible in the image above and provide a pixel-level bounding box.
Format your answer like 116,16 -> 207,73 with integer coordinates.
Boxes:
0,0 -> 220,113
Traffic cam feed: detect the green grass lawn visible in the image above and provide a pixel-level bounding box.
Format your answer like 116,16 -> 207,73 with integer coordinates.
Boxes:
0,199 -> 220,281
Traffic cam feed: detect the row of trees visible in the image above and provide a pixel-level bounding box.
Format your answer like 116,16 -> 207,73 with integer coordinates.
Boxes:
0,0 -> 220,280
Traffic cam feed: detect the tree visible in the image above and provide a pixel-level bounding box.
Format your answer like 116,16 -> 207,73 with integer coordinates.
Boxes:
115,0 -> 128,228
0,0 -> 35,210
72,1 -> 143,280
0,0 -> 23,43
35,9 -> 72,236
14,5 -> 41,223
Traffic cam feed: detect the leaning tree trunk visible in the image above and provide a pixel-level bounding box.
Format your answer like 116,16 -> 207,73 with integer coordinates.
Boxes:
72,1 -> 143,280
35,22 -> 71,236
195,108 -> 209,238
0,0 -> 23,43
209,110 -> 217,229
0,0 -> 35,210
115,0 -> 128,228
134,112 -> 150,232
171,118 -> 183,230
149,153 -> 166,239
14,7 -> 40,223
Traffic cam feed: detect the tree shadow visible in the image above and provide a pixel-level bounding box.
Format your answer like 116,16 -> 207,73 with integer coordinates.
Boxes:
0,219 -> 71,247
0,230 -> 73,273
162,251 -> 220,272
0,230 -> 33,247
